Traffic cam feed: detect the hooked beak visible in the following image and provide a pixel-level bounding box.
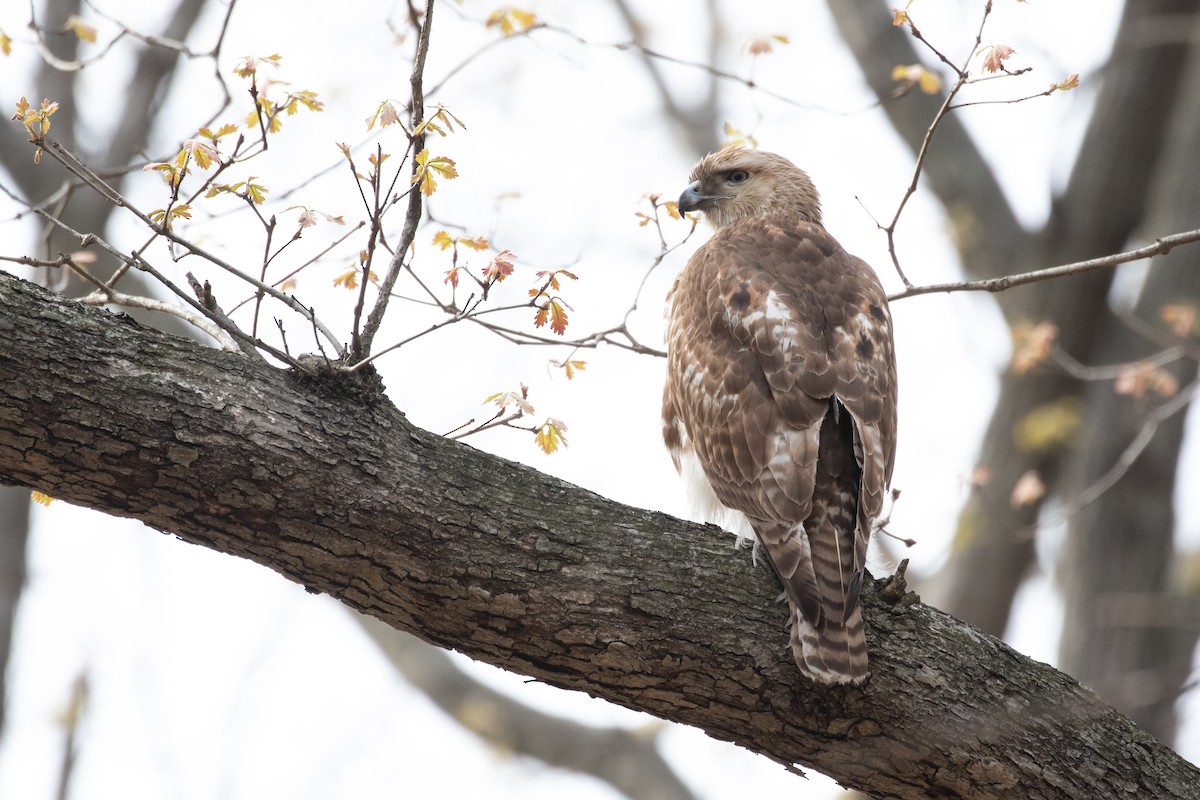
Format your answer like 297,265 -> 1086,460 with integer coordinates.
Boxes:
677,180 -> 727,214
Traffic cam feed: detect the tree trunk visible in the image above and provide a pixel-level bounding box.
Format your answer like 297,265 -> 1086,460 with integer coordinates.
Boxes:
1058,35 -> 1200,741
1,272 -> 1196,799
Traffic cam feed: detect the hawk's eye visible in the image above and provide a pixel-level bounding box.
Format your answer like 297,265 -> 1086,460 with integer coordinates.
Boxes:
727,169 -> 750,184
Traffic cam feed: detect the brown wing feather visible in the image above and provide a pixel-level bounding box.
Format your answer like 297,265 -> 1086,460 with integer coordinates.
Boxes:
663,218 -> 896,685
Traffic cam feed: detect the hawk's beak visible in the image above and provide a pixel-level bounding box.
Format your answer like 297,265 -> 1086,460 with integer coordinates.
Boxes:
678,181 -> 725,214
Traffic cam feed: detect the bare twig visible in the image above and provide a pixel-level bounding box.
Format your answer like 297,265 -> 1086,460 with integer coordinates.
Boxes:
28,205 -> 301,367
227,221 -> 366,314
185,272 -> 265,359
351,146 -> 388,357
888,228 -> 1200,302
1048,377 -> 1200,527
30,139 -> 345,354
1050,345 -> 1186,383
880,2 -> 995,289
358,0 -> 436,359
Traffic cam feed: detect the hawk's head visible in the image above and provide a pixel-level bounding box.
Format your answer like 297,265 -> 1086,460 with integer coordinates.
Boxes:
677,147 -> 822,231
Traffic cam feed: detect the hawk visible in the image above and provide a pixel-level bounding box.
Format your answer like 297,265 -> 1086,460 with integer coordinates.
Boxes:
663,147 -> 897,684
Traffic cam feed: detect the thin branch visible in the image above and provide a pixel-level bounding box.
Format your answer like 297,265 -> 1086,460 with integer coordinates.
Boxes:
184,272 -> 265,359
358,0 -> 436,358
887,228 -> 1200,302
227,221 -> 365,314
1045,377 -> 1200,528
880,2 -> 995,289
1050,345 -> 1186,382
30,139 -> 345,354
82,284 -> 238,352
29,206 -> 300,367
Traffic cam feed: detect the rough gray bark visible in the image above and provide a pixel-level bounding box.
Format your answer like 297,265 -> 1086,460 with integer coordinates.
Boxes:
1,271 -> 1197,799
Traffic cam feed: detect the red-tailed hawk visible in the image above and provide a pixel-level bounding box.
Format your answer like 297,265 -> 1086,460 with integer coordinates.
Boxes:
663,148 -> 897,684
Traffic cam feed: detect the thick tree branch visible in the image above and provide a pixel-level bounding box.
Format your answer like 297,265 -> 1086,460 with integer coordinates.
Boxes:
0,271 -> 1197,799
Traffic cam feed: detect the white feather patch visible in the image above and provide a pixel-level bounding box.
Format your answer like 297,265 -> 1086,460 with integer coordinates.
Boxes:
677,448 -> 756,546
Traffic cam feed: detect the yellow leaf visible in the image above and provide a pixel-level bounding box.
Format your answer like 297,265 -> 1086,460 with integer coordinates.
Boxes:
31,490 -> 54,506
412,148 -> 458,196
143,161 -> 180,187
242,178 -> 268,205
64,15 -> 97,43
892,63 -> 942,94
12,96 -> 59,142
1055,73 -> 1080,91
432,230 -> 455,250
534,419 -> 568,455
181,139 -> 219,170
1014,396 -> 1081,454
0,31 -> 12,56
333,268 -> 360,289
285,89 -> 323,114
233,53 -> 282,79
722,121 -> 758,148
486,7 -> 538,36
563,360 -> 586,380
415,107 -> 465,138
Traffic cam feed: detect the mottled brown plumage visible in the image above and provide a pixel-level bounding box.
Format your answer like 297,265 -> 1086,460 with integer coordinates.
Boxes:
663,148 -> 897,684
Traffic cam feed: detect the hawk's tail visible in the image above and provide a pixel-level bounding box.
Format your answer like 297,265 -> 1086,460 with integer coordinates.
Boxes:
789,596 -> 867,685
757,400 -> 869,685
756,517 -> 869,685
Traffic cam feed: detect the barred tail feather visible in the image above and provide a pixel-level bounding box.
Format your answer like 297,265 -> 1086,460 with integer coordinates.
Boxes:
790,597 -> 867,685
755,519 -> 869,685
757,399 -> 870,685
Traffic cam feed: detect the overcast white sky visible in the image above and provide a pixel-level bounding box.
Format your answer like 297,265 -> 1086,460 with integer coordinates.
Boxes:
2,1 -> 1196,798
